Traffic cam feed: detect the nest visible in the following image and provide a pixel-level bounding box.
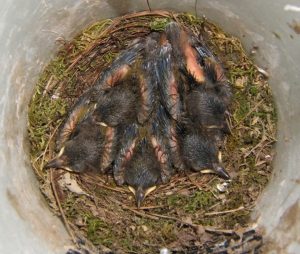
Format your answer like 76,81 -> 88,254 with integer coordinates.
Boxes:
28,11 -> 276,254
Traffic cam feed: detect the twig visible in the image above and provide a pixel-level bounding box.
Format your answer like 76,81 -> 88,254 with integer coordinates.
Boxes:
68,223 -> 111,254
186,173 -> 203,190
147,212 -> 179,221
244,136 -> 267,158
81,175 -> 128,193
146,212 -> 236,236
40,124 -> 61,170
146,0 -> 152,12
93,183 -> 127,193
87,180 -> 129,194
42,75 -> 54,96
255,65 -> 269,78
204,227 -> 235,235
254,140 -> 275,165
137,205 -> 166,210
194,0 -> 198,18
122,205 -> 159,220
31,161 -> 45,180
116,10 -> 171,20
204,206 -> 245,216
110,24 -> 150,34
50,169 -> 79,247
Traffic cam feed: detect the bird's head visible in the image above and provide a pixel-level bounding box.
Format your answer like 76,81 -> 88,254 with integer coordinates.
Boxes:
198,151 -> 230,180
44,145 -> 85,173
128,185 -> 157,209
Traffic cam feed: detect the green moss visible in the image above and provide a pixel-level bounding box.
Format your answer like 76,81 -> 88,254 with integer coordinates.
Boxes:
103,52 -> 119,64
62,194 -> 82,219
167,194 -> 185,207
178,13 -> 203,26
249,86 -> 259,96
184,190 -> 217,213
150,17 -> 171,31
86,216 -> 110,245
46,56 -> 69,80
28,79 -> 67,156
161,222 -> 177,241
233,91 -> 250,122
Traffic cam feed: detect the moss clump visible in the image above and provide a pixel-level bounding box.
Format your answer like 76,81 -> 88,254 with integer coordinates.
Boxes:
184,191 -> 217,213
150,17 -> 171,31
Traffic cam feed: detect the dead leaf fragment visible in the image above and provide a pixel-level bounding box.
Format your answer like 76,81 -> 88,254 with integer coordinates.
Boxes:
58,172 -> 91,197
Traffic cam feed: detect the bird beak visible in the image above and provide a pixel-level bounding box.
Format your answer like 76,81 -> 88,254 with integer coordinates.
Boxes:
128,186 -> 144,208
128,185 -> 157,208
44,157 -> 64,169
44,147 -> 70,171
218,151 -> 223,163
145,186 -> 157,197
128,186 -> 136,196
200,164 -> 230,180
213,164 -> 230,180
99,122 -> 108,127
136,190 -> 145,209
128,186 -> 145,209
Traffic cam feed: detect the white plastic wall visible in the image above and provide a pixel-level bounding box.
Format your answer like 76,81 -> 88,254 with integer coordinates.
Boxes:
0,0 -> 300,253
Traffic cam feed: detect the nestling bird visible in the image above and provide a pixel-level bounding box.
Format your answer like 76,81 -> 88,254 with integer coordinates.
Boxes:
190,42 -> 232,107
91,72 -> 139,127
163,21 -> 232,141
56,39 -> 144,148
136,33 -> 160,124
150,105 -> 175,183
45,117 -> 106,173
151,104 -> 181,173
49,27 -> 233,209
164,21 -> 231,105
94,38 -> 145,91
124,138 -> 162,208
113,123 -> 139,186
179,123 -> 230,179
184,81 -> 230,142
112,123 -> 163,208
56,97 -> 97,150
156,37 -> 185,122
164,22 -> 206,84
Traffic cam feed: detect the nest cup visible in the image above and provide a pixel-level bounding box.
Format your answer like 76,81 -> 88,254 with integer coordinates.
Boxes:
0,1 -> 299,253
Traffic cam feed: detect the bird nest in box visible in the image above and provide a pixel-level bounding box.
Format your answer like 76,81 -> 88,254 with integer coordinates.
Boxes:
28,11 -> 276,254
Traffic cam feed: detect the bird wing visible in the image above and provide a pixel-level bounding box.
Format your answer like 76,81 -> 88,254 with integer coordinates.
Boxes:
113,123 -> 138,186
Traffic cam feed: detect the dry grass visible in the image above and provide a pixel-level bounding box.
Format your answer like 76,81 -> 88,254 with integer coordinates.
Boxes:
28,11 -> 276,253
